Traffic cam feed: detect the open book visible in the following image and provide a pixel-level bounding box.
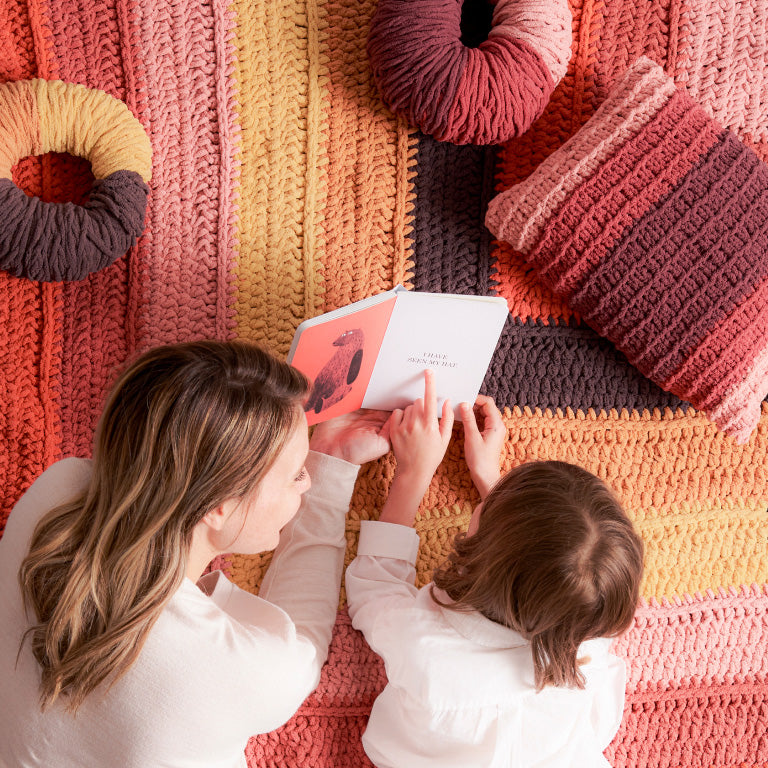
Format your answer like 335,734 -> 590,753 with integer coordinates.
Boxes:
287,286 -> 508,425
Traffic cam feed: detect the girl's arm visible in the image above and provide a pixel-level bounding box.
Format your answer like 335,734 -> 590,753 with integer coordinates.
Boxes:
347,370 -> 453,634
378,369 -> 454,527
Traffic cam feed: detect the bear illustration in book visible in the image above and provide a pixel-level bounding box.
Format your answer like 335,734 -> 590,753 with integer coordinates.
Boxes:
305,328 -> 364,414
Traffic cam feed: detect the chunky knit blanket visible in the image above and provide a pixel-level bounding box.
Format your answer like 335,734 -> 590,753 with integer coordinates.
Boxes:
1,1 -> 766,766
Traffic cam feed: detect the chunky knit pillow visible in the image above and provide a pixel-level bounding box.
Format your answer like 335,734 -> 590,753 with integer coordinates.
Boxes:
486,57 -> 768,444
367,0 -> 571,145
0,79 -> 151,282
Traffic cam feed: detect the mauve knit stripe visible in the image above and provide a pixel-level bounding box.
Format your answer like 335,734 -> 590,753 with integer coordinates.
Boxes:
441,35 -> 552,144
574,131 -> 768,383
530,90 -> 722,297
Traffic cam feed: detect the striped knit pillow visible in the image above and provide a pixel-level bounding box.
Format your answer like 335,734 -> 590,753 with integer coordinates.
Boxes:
486,57 -> 768,444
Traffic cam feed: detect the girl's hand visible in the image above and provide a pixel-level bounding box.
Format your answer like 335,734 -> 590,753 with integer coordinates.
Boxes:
379,370 -> 454,527
461,395 -> 506,500
389,370 -> 454,486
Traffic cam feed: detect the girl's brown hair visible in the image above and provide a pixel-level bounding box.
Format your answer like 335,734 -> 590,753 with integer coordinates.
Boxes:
19,340 -> 308,712
432,460 -> 643,690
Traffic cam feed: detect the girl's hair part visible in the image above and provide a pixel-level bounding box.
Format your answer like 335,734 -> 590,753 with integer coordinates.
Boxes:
432,461 -> 643,690
19,340 -> 309,711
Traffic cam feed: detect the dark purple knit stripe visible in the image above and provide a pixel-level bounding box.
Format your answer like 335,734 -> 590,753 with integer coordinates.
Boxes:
412,132 -> 497,294
0,170 -> 149,282
571,131 -> 768,384
482,316 -> 686,413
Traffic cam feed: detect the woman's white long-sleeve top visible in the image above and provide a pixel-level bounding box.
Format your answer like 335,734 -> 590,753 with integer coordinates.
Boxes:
0,451 -> 359,768
345,520 -> 627,768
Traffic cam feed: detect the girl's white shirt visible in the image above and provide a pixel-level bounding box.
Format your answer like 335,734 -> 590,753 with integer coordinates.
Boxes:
0,451 -> 359,768
345,520 -> 627,768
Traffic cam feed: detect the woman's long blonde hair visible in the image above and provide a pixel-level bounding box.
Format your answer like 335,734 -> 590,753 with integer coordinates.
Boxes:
19,340 -> 308,712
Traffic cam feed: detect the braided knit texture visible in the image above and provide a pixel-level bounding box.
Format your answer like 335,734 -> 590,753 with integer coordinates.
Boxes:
1,1 -> 767,767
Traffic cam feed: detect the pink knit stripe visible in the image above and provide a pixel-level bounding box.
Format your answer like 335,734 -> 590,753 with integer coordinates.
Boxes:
613,585 -> 768,692
129,0 -> 238,348
485,57 -> 676,251
528,90 -> 722,298
489,0 -> 571,85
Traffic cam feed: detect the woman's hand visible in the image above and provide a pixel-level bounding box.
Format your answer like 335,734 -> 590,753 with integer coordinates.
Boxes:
379,370 -> 454,527
309,409 -> 391,465
461,395 -> 506,500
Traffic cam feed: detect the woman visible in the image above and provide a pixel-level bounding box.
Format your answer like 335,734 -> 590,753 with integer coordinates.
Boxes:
0,340 -> 391,768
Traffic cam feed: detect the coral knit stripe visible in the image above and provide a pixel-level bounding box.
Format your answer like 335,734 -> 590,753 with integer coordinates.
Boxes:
0,0 -> 61,531
43,0 -> 133,459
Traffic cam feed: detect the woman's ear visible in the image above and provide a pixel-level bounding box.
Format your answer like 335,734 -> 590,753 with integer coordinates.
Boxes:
200,499 -> 238,532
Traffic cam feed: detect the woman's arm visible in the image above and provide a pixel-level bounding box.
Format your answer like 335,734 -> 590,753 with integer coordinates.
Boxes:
258,410 -> 390,668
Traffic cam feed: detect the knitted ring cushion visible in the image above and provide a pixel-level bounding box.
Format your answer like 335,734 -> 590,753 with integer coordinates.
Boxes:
486,57 -> 768,444
0,79 -> 151,282
367,0 -> 572,145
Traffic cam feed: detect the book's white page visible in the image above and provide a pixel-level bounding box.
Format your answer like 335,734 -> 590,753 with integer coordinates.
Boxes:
362,291 -> 508,416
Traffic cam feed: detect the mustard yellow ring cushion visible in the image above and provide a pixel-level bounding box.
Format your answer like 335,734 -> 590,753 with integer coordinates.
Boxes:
0,79 -> 151,282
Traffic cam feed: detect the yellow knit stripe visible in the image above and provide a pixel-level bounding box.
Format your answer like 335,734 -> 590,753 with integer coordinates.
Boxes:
345,497 -> 768,602
232,1 -> 324,354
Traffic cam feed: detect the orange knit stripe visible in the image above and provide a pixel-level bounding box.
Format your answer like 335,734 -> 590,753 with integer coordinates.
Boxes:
344,407 -> 768,519
319,0 -> 414,312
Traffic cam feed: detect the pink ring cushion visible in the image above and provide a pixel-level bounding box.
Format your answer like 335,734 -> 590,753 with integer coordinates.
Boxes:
367,0 -> 572,145
0,79 -> 151,282
486,57 -> 768,444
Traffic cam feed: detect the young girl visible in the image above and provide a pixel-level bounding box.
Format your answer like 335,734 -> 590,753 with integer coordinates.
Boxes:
0,340 -> 391,768
346,371 -> 644,768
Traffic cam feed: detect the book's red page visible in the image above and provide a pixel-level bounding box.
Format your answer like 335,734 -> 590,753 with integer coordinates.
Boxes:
289,296 -> 397,425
